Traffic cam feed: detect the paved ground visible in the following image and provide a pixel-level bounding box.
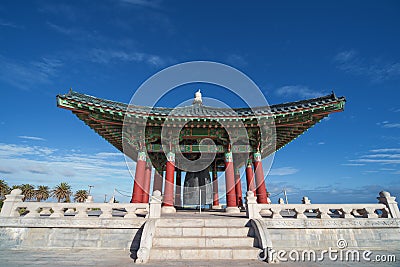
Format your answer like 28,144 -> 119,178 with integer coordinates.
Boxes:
0,249 -> 398,266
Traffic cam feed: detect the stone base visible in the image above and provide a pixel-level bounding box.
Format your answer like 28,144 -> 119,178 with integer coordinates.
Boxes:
225,206 -> 240,214
212,205 -> 223,210
161,206 -> 176,214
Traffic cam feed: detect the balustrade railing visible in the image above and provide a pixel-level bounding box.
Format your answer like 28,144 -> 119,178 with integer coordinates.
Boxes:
0,190 -> 163,219
13,202 -> 149,218
245,191 -> 399,220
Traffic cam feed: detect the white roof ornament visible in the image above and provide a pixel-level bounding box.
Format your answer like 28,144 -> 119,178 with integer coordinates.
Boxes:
193,89 -> 202,105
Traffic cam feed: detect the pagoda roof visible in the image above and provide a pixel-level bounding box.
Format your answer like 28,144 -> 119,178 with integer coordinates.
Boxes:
57,90 -> 346,168
57,90 -> 345,119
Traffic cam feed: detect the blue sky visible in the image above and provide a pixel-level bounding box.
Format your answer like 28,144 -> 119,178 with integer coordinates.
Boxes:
0,0 -> 399,204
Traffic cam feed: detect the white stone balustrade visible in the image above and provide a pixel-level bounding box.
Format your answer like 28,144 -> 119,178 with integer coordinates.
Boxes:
245,191 -> 396,219
0,190 -> 163,219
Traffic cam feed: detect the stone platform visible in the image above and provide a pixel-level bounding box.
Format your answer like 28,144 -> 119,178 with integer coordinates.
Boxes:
1,190 -> 400,265
0,248 -> 399,266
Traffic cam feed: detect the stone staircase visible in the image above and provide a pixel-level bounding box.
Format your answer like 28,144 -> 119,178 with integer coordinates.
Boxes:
149,218 -> 260,260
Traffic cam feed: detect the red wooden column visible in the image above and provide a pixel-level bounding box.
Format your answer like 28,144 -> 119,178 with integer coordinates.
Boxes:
162,152 -> 176,213
175,169 -> 182,207
212,162 -> 221,209
131,151 -> 147,203
142,161 -> 152,203
224,151 -> 240,213
153,169 -> 163,194
253,152 -> 268,204
245,159 -> 256,194
234,167 -> 243,208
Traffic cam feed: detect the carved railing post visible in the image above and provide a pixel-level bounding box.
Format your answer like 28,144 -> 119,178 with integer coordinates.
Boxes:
294,207 -> 307,219
317,207 -> 330,219
340,207 -> 354,218
245,191 -> 261,219
24,207 -> 40,218
149,190 -> 162,219
0,189 -> 24,217
124,206 -> 138,218
99,205 -> 113,218
270,206 -> 283,219
50,206 -> 64,218
364,207 -> 379,218
378,191 -> 400,218
75,206 -> 88,218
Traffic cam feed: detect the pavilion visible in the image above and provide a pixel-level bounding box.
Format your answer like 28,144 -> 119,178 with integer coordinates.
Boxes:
57,90 -> 345,213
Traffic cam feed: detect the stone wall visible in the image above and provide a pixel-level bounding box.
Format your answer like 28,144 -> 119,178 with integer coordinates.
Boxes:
263,218 -> 400,251
269,228 -> 400,251
0,218 -> 146,251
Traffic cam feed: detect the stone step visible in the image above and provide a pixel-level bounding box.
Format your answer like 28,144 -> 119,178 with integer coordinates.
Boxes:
150,247 -> 260,260
152,237 -> 255,248
157,218 -> 250,228
155,226 -> 252,237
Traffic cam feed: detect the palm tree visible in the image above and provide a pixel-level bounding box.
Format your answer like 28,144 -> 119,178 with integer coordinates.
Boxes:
35,185 -> 50,202
0,179 -> 10,200
51,182 -> 72,202
11,185 -> 21,190
20,184 -> 35,201
74,190 -> 88,203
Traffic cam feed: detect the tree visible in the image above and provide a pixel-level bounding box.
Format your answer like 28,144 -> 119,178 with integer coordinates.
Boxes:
0,179 -> 10,200
51,182 -> 72,202
35,185 -> 50,202
74,190 -> 88,203
20,184 -> 35,201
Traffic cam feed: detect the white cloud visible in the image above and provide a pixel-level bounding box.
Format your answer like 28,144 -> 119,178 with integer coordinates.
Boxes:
341,163 -> 365,166
352,159 -> 400,164
0,143 -> 56,157
267,167 -> 299,176
226,54 -> 248,67
119,0 -> 162,9
0,56 -> 63,89
46,22 -> 79,36
275,85 -> 325,99
0,19 -> 23,29
89,48 -> 166,67
382,123 -> 400,129
334,50 -> 357,62
0,142 -> 136,202
346,148 -> 400,172
362,154 -> 400,159
334,50 -> 400,82
370,148 -> 400,153
18,136 -> 46,141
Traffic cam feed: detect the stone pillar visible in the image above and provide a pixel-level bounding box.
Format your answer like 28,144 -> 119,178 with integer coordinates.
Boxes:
131,151 -> 147,203
225,151 -> 240,213
212,163 -> 221,209
0,189 -> 23,217
153,169 -> 163,194
162,152 -> 176,213
234,167 -> 243,208
253,152 -> 268,204
149,190 -> 162,219
245,159 -> 256,194
245,191 -> 261,219
142,162 -> 152,203
378,191 -> 400,218
175,169 -> 182,207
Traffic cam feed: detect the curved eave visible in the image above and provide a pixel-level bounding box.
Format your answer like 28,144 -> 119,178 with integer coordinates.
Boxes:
56,90 -> 346,162
57,90 -> 345,122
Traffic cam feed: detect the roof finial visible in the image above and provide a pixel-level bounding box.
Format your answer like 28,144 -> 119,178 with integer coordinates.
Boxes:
193,89 -> 202,105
